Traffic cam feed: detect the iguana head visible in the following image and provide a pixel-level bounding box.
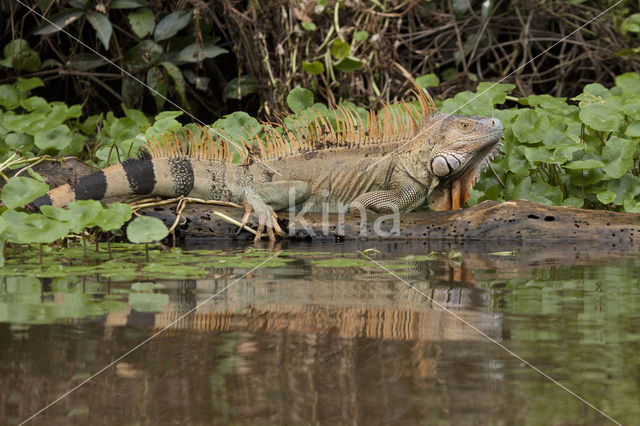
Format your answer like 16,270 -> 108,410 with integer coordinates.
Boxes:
425,113 -> 503,211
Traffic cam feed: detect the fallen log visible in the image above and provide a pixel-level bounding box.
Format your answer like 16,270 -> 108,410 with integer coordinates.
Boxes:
139,199 -> 640,248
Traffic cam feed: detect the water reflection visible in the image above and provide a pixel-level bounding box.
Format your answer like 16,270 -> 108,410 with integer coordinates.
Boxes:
1,245 -> 638,424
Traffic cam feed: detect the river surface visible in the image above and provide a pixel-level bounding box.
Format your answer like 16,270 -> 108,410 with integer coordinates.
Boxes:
1,240 -> 638,425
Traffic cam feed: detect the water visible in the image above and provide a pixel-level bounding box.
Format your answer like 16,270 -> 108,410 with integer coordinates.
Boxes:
1,241 -> 639,425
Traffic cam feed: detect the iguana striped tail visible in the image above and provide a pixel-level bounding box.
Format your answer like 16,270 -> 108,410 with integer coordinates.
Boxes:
31,152 -> 186,208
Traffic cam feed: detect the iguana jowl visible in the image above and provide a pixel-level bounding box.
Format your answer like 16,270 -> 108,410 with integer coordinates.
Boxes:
31,88 -> 503,242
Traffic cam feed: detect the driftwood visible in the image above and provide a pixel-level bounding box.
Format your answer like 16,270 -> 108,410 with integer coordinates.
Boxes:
140,199 -> 640,248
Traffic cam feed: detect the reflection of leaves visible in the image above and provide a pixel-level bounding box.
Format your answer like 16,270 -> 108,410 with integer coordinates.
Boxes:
129,291 -> 169,313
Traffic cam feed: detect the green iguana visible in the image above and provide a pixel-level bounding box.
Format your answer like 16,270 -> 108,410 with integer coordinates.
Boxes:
31,88 -> 502,242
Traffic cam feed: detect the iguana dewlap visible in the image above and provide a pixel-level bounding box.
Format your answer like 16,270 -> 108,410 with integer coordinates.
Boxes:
31,88 -> 503,242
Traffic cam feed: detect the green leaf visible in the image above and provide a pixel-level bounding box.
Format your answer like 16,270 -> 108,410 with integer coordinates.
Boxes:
159,62 -> 186,103
124,40 -> 162,71
128,8 -> 155,38
0,39 -> 41,72
415,73 -> 439,88
512,109 -> 550,144
110,0 -> 145,9
607,173 -> 640,206
334,56 -> 363,73
1,177 -> 49,209
301,21 -> 316,31
602,136 -> 636,179
127,216 -> 169,243
67,53 -> 107,70
0,85 -> 20,110
615,72 -> 640,92
330,40 -> 350,61
34,124 -> 72,152
16,77 -> 44,92
562,197 -> 584,208
154,9 -> 193,41
93,203 -> 133,232
564,159 -> 605,170
354,30 -> 368,41
579,103 -> 623,132
625,122 -> 640,137
596,190 -> 616,204
302,60 -> 325,75
182,70 -> 210,91
176,42 -> 227,63
287,87 -> 314,113
13,214 -> 70,244
5,132 -> 33,149
146,66 -> 168,109
622,13 -> 640,33
34,9 -> 84,35
41,200 -> 103,233
223,76 -> 257,100
86,12 -> 112,50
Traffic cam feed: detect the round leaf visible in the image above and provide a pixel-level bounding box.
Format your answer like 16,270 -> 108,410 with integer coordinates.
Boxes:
596,190 -> 616,204
128,8 -> 155,38
579,103 -> 623,132
602,136 -> 636,179
34,124 -> 72,152
416,73 -> 439,88
154,10 -> 192,41
302,60 -> 325,75
334,56 -> 363,73
13,214 -> 70,244
286,87 -> 314,113
94,203 -> 133,232
127,216 -> 169,243
330,40 -> 350,61
0,85 -> 20,109
1,177 -> 49,209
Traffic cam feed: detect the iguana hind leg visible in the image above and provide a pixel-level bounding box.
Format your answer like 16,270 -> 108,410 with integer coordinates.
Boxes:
238,181 -> 311,243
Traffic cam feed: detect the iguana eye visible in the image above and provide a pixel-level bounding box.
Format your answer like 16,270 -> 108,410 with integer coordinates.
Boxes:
458,121 -> 470,129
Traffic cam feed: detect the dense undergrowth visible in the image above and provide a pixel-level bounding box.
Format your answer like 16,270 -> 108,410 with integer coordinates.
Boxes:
1,71 -> 640,264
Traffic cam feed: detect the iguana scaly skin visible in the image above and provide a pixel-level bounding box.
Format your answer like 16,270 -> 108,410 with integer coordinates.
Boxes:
31,88 -> 503,242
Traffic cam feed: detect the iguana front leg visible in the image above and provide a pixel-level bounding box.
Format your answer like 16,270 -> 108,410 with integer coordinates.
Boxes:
348,186 -> 425,214
239,181 -> 311,243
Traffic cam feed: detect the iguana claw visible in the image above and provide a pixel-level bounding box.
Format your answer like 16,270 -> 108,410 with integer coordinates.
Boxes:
238,194 -> 283,243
